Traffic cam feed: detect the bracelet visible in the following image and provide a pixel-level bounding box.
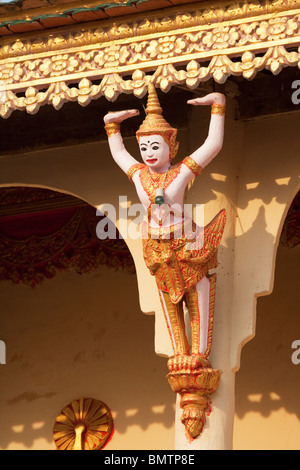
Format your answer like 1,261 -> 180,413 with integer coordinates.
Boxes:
211,103 -> 226,116
105,122 -> 121,137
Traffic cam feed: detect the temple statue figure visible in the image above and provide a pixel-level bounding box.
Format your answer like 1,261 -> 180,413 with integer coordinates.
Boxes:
104,83 -> 226,440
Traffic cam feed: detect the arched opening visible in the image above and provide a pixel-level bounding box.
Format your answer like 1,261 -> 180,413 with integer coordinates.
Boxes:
234,191 -> 300,450
0,186 -> 175,450
0,186 -> 135,286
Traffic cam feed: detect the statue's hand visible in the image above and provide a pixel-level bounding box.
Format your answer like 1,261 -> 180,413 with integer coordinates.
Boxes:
103,109 -> 140,124
187,92 -> 226,107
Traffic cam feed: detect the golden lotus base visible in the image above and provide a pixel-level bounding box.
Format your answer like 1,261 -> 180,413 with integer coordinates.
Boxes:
167,360 -> 221,441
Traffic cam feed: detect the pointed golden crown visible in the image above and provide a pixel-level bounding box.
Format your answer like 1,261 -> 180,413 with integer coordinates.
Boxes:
136,82 -> 179,160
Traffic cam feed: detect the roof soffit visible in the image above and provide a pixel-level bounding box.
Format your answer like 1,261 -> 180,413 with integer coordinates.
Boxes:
0,0 -> 203,34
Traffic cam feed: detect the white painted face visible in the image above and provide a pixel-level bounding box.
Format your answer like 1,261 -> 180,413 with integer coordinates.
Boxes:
139,134 -> 170,172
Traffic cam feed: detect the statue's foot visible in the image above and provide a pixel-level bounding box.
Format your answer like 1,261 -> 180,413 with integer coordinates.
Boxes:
167,354 -> 210,372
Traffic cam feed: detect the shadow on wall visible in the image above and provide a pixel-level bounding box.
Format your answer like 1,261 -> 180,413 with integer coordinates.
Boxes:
0,175 -> 298,449
0,263 -> 175,450
235,238 -> 300,428
187,154 -> 300,212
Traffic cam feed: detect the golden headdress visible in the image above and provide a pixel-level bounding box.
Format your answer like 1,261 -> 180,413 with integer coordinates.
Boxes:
136,82 -> 179,160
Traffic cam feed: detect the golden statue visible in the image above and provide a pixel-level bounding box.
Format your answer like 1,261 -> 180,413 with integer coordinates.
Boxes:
104,83 -> 226,440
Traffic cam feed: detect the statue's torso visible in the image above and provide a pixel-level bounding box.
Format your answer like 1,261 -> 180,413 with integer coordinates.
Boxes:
132,162 -> 189,229
129,161 -> 226,303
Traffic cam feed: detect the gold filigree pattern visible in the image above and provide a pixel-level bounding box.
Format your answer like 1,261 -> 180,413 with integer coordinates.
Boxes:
139,163 -> 182,203
2,0 -> 300,60
1,3 -> 300,117
2,14 -> 300,86
142,210 -> 226,304
105,122 -> 121,137
127,163 -> 146,182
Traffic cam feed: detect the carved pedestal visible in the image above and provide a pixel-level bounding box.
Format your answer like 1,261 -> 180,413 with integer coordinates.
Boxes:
167,358 -> 221,441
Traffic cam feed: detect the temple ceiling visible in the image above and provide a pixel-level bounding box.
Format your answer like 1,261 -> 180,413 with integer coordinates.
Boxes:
0,0 -> 300,118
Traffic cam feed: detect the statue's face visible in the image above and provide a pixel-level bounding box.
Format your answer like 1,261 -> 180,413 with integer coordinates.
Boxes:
139,134 -> 170,171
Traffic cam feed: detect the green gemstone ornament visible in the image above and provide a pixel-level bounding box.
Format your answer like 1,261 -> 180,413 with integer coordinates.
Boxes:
155,196 -> 165,205
155,188 -> 164,206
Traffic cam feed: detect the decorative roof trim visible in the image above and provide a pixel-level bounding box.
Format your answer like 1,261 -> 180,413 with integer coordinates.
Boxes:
0,0 -> 300,118
0,0 -> 194,35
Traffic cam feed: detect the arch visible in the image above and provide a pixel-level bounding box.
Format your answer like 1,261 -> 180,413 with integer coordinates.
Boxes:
232,179 -> 300,373
234,190 -> 300,449
0,185 -> 135,286
266,184 -> 300,301
0,185 -> 175,449
0,182 -> 136,269
0,181 -> 163,348
0,133 -> 164,349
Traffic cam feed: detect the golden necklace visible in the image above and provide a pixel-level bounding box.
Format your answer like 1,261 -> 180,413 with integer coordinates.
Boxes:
139,163 -> 182,204
148,166 -> 171,205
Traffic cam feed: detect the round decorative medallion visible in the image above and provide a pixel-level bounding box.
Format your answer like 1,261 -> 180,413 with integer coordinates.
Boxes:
53,398 -> 113,450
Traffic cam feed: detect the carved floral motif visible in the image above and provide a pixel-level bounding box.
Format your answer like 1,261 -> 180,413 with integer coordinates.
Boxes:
94,45 -> 131,68
0,63 -> 23,84
1,42 -> 299,119
0,4 -> 299,118
202,26 -> 240,50
256,16 -> 299,41
1,0 -> 300,61
146,36 -> 187,59
1,15 -> 299,87
39,54 -> 79,77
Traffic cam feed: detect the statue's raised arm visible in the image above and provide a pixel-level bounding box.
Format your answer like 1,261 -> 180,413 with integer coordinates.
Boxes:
186,92 -> 226,170
103,109 -> 140,174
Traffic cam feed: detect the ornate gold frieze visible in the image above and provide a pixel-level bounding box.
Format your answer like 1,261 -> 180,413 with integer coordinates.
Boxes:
2,0 -> 300,59
1,0 -> 300,118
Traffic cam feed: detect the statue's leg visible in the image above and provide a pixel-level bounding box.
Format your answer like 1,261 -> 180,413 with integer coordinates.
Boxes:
184,275 -> 212,357
167,274 -> 220,441
159,290 -> 189,356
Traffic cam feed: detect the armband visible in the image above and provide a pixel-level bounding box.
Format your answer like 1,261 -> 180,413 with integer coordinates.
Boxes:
182,156 -> 203,177
211,104 -> 226,116
105,122 -> 121,137
127,163 -> 145,182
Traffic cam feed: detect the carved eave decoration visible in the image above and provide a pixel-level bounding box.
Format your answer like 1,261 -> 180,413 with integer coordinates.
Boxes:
1,0 -> 300,118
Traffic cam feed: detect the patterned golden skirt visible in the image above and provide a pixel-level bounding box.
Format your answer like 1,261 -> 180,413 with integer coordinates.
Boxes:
142,209 -> 226,304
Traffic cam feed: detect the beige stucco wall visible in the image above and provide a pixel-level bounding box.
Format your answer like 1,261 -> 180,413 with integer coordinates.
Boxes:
0,265 -> 175,450
232,111 -> 300,372
0,100 -> 299,450
231,111 -> 300,450
234,243 -> 300,450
